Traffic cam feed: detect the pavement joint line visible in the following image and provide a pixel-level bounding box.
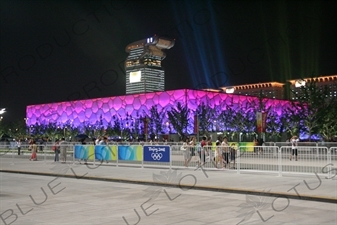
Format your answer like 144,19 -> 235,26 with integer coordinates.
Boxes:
1,169 -> 336,204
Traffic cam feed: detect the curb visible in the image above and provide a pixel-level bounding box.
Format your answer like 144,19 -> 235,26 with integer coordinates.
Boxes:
1,170 -> 336,204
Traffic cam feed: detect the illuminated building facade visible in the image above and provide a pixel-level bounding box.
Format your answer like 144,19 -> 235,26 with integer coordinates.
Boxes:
26,89 -> 291,134
125,36 -> 175,94
288,75 -> 337,100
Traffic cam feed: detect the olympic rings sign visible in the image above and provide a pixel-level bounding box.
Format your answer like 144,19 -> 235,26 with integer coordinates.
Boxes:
151,152 -> 163,160
143,145 -> 170,162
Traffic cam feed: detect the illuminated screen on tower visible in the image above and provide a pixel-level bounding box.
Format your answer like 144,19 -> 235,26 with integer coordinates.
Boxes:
130,71 -> 141,83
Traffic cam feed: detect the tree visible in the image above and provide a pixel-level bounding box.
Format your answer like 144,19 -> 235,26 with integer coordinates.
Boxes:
112,115 -> 122,137
291,80 -> 332,141
265,110 -> 283,141
196,102 -> 215,136
282,105 -> 302,138
216,104 -> 235,138
167,102 -> 189,139
147,105 -> 166,138
318,96 -> 337,141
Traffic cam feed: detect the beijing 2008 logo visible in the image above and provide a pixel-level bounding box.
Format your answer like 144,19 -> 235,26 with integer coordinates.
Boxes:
151,152 -> 163,160
148,146 -> 166,161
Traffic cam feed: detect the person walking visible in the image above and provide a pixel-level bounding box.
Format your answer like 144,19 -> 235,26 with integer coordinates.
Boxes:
188,136 -> 199,166
17,139 -> 21,155
53,139 -> 60,162
253,137 -> 258,154
290,135 -> 299,161
181,138 -> 191,167
214,141 -> 224,169
99,136 -> 109,163
200,137 -> 207,166
229,143 -> 236,169
59,138 -> 67,163
29,140 -> 38,161
222,137 -> 230,168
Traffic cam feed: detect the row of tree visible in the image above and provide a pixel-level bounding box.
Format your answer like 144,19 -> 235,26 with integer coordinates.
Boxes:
1,80 -> 336,142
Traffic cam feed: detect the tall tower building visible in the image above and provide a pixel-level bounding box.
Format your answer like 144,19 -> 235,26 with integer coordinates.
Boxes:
125,36 -> 175,94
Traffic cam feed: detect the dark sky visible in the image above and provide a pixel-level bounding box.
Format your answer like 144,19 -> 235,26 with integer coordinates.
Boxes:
1,0 -> 336,123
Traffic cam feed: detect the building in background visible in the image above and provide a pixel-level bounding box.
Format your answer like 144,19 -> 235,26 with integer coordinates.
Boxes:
125,36 -> 175,94
288,75 -> 337,100
204,82 -> 285,99
204,75 -> 337,101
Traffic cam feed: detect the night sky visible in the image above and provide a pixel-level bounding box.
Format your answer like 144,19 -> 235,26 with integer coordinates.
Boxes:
1,0 -> 336,123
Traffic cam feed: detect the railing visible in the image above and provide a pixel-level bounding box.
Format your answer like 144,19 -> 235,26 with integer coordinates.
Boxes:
0,144 -> 75,163
1,143 -> 336,178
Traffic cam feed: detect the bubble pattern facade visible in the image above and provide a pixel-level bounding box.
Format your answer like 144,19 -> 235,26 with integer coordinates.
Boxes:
26,89 -> 291,133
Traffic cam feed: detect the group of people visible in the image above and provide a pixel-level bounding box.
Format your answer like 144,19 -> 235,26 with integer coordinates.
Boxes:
180,136 -> 236,169
94,136 -> 108,145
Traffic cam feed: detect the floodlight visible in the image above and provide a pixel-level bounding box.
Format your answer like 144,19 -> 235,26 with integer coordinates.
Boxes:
295,79 -> 306,87
225,87 -> 235,94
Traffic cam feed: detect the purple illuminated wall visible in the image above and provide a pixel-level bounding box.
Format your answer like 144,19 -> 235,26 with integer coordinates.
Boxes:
26,89 -> 290,133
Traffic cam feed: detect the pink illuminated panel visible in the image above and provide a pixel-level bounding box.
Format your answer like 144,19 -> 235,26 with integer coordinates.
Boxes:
26,89 -> 290,133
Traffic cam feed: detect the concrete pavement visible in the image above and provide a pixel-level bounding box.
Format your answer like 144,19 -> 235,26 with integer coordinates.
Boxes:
1,158 -> 336,203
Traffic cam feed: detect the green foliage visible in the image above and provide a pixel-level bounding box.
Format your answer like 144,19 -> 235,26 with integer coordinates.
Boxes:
216,103 -> 235,132
196,102 -> 215,135
148,105 -> 166,136
318,96 -> 337,141
231,102 -> 256,134
167,102 -> 189,138
290,80 -> 334,140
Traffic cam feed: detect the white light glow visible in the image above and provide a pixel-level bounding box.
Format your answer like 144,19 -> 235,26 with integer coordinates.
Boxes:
225,87 -> 235,93
130,71 -> 141,83
295,80 -> 306,87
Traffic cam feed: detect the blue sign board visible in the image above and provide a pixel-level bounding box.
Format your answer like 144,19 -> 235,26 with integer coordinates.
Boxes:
143,145 -> 170,162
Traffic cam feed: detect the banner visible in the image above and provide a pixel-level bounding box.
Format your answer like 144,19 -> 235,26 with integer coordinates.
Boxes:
74,145 -> 94,160
256,112 -> 267,133
256,112 -> 262,133
95,145 -> 117,161
193,115 -> 198,134
262,112 -> 267,132
118,145 -> 143,161
143,145 -> 170,162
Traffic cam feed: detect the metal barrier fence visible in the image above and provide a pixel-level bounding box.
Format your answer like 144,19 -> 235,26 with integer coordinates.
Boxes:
0,144 -> 75,164
1,143 -> 336,178
237,146 -> 280,175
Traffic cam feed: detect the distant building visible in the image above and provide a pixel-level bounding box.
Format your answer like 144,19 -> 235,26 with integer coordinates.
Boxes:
288,75 -> 337,100
205,82 -> 285,99
125,36 -> 175,94
204,75 -> 337,101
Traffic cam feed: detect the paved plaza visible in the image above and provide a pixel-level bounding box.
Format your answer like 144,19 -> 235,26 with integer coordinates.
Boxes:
0,158 -> 336,225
